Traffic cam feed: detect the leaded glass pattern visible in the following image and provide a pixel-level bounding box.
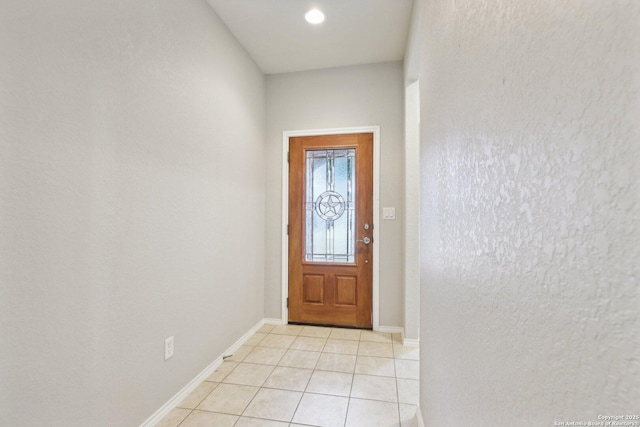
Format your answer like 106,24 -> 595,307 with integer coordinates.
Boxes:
305,149 -> 356,263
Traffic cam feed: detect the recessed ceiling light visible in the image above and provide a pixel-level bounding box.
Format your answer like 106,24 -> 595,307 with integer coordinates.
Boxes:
305,9 -> 326,25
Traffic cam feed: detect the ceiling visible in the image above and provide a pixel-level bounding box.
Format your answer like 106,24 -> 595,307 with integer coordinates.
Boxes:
206,0 -> 414,74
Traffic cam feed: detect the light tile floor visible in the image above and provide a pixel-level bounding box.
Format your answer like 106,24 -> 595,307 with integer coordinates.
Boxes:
157,325 -> 420,427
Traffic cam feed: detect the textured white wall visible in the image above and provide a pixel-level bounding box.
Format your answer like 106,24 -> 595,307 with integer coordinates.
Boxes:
419,0 -> 639,425
0,1 -> 265,425
265,62 -> 405,327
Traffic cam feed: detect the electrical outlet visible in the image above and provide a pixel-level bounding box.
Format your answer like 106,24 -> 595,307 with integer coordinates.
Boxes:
164,336 -> 174,361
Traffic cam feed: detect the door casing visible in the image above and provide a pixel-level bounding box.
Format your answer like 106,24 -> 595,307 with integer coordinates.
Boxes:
281,126 -> 380,329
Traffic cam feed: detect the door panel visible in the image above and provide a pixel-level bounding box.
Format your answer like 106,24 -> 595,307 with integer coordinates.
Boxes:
288,133 -> 373,328
335,276 -> 357,306
303,275 -> 325,304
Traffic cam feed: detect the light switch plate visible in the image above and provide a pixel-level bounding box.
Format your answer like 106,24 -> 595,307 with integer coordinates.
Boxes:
383,207 -> 396,220
165,336 -> 174,360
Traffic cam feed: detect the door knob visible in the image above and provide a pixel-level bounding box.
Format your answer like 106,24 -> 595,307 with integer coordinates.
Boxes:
357,237 -> 371,245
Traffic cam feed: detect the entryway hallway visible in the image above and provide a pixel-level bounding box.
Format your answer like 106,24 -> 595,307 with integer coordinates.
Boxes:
157,325 -> 419,427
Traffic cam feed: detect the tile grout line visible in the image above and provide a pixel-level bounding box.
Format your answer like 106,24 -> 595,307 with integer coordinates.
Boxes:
237,329 -> 295,424
289,334 -> 315,426
174,408 -> 193,427
178,361 -> 241,424
284,325 -> 332,425
395,359 -> 402,427
393,333 -> 404,426
343,332 -> 364,426
296,327 -> 358,427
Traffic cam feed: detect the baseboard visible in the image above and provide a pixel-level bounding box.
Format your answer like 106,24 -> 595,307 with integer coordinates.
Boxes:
139,318 -> 266,427
263,318 -> 284,325
416,406 -> 425,427
375,325 -> 404,335
403,337 -> 420,346
222,319 -> 267,358
370,326 -> 420,347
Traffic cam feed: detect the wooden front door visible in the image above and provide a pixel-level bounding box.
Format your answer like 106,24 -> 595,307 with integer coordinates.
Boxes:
288,133 -> 373,328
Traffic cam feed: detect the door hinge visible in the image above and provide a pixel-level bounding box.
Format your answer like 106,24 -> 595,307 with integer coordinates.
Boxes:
286,298 -> 289,308
287,151 -> 290,163
287,224 -> 289,235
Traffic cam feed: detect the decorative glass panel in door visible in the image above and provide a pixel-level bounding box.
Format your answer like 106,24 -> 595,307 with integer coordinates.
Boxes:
305,149 -> 356,263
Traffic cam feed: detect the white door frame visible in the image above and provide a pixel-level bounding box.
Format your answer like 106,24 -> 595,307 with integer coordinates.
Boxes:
281,126 -> 381,330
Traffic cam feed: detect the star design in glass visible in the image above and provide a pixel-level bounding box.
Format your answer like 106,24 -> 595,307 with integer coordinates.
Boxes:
315,191 -> 346,221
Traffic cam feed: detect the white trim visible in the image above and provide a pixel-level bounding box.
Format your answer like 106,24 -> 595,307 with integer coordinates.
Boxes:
403,338 -> 420,347
375,325 -> 419,346
403,79 -> 421,341
139,319 -> 266,427
416,406 -> 425,427
376,325 -> 404,335
263,318 -> 284,325
281,126 -> 381,329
